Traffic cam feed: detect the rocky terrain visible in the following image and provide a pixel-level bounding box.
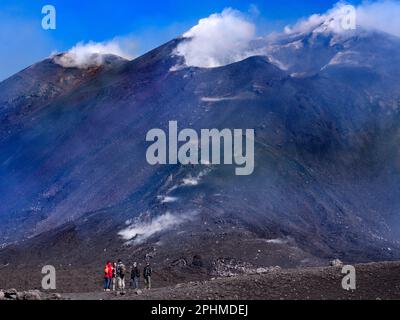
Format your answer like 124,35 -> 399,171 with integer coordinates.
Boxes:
0,224 -> 326,293
1,261 -> 393,300
107,261 -> 400,300
0,288 -> 62,300
2,261 -> 399,300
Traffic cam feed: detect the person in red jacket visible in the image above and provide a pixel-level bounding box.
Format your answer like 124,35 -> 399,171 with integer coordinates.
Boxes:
103,261 -> 113,292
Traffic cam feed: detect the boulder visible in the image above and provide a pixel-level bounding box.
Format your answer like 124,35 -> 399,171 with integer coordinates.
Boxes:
24,290 -> 42,300
192,255 -> 203,267
48,293 -> 62,300
16,292 -> 26,300
5,288 -> 18,300
330,259 -> 344,267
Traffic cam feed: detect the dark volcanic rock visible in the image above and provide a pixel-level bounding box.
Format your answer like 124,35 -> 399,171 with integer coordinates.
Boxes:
0,26 -> 400,291
5,288 -> 18,300
192,255 -> 203,267
0,289 -> 65,300
22,290 -> 42,300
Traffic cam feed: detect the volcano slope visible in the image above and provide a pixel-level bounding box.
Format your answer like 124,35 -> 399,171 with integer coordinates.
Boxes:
1,28 -> 400,292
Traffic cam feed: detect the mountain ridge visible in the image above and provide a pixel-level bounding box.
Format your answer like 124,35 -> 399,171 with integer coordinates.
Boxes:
1,29 -> 400,286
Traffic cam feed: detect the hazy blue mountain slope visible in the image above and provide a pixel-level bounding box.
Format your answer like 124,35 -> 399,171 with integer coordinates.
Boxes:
0,31 -> 400,266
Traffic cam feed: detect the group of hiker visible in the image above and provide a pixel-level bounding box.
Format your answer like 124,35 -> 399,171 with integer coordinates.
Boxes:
103,260 -> 152,292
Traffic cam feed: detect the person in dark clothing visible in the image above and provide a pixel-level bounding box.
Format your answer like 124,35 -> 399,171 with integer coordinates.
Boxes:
130,262 -> 140,289
116,259 -> 126,291
143,262 -> 152,290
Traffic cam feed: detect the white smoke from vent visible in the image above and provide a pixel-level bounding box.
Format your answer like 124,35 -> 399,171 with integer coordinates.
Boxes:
53,38 -> 136,68
119,212 -> 193,244
284,1 -> 400,37
175,8 -> 256,68
356,0 -> 400,37
157,195 -> 179,203
175,1 -> 400,69
283,2 -> 357,34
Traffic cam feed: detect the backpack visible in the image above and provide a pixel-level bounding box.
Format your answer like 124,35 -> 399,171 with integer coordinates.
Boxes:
144,266 -> 152,277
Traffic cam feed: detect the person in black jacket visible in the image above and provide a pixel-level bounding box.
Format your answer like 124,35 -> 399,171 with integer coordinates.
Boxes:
130,262 -> 140,289
143,262 -> 152,290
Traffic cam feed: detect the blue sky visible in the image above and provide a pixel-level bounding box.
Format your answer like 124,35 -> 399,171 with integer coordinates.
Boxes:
0,0 -> 362,80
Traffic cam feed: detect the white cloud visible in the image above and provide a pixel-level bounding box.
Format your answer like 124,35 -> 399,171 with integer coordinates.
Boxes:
119,212 -> 192,243
175,8 -> 256,68
53,38 -> 136,69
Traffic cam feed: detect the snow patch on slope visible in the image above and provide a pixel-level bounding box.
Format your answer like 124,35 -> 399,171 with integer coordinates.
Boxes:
201,96 -> 240,102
